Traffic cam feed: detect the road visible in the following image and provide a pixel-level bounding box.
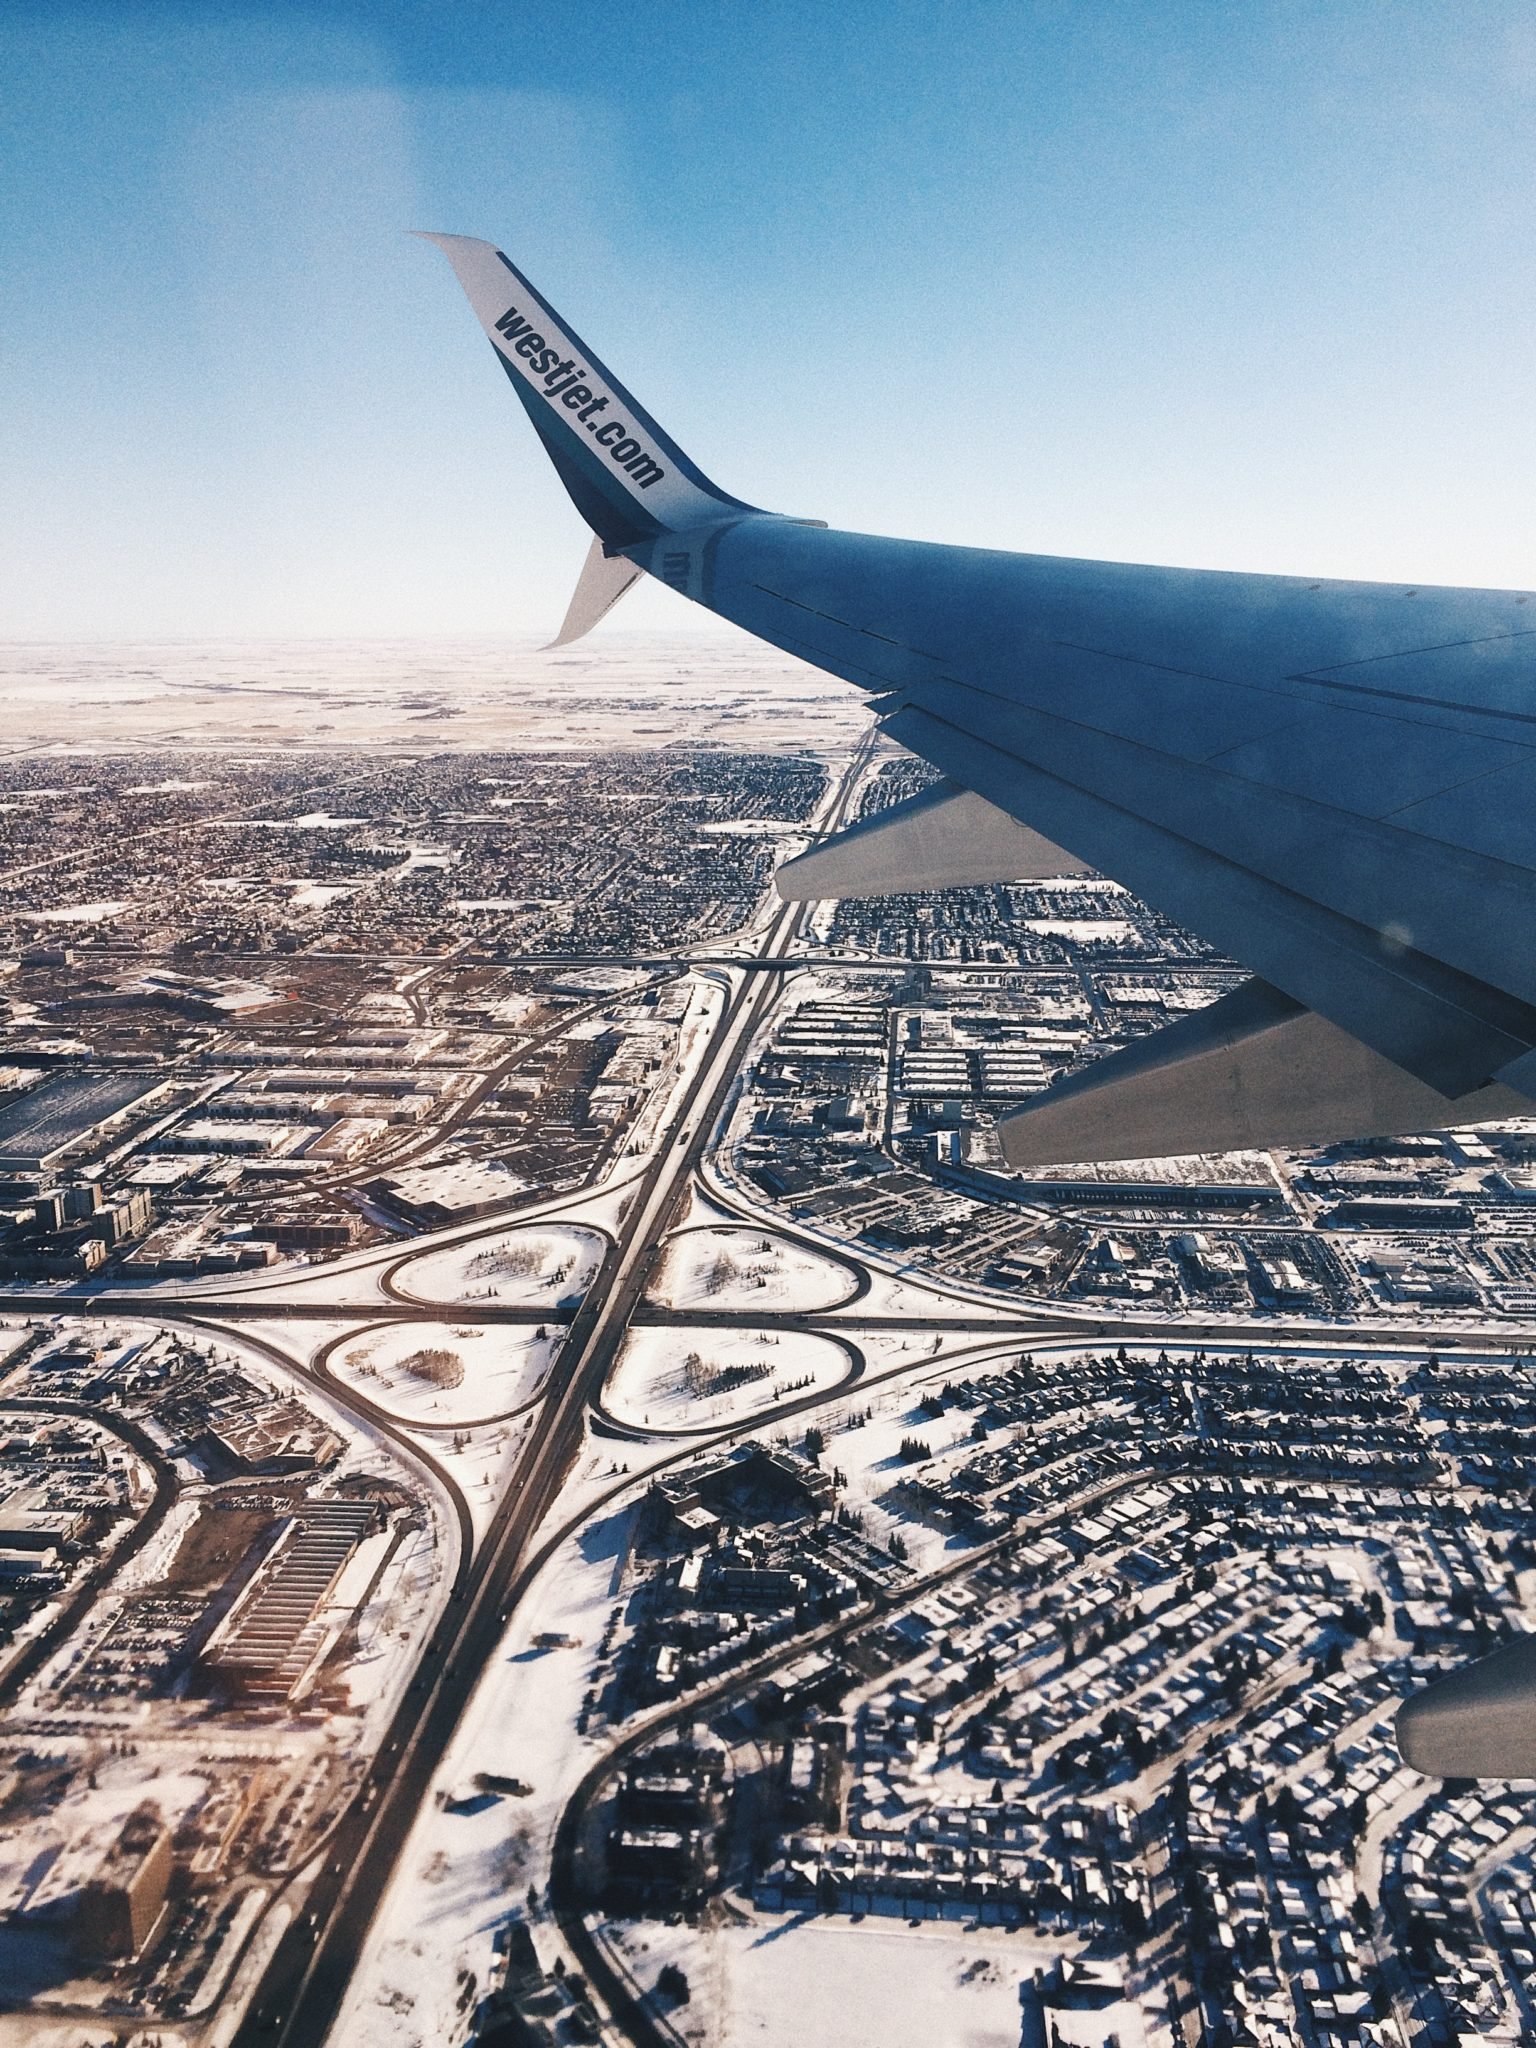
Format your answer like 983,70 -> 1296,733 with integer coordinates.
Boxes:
0,1397 -> 178,1709
221,736 -> 877,2047
11,727 -> 1519,2047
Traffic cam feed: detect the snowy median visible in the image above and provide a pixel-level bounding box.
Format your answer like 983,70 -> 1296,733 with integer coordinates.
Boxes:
606,1326 -> 853,1434
329,1320 -> 559,1425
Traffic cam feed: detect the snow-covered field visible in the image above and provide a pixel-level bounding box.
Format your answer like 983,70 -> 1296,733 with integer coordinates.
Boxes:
647,1226 -> 855,1313
1022,916 -> 1138,943
605,1325 -> 852,1433
327,1452 -> 641,2048
0,639 -> 868,753
393,1225 -> 604,1308
601,1914 -> 1095,2048
329,1320 -> 557,1424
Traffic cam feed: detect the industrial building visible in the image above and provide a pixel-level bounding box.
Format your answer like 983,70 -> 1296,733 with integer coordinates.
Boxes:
201,1497 -> 380,1702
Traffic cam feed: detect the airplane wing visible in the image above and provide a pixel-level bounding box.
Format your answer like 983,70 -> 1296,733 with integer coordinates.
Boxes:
425,232 -> 1536,1163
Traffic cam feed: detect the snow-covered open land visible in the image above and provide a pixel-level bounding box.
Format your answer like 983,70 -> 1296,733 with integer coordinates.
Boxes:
393,1224 -> 605,1307
605,1325 -> 853,1433
0,638 -> 864,752
329,1319 -> 557,1425
647,1225 -> 857,1313
599,1915 -> 1116,2048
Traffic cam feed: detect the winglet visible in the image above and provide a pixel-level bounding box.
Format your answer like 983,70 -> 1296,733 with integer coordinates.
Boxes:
419,232 -> 764,549
543,536 -> 643,649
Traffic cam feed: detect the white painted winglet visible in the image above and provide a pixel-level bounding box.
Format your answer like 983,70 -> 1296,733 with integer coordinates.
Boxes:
419,231 -> 760,545
544,537 -> 643,649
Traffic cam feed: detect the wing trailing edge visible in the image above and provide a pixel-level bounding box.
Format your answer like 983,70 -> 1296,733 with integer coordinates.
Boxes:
997,977 -> 1528,1167
1397,1638 -> 1536,1779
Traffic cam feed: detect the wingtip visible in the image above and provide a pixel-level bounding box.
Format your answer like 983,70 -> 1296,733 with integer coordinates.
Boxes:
411,230 -> 496,255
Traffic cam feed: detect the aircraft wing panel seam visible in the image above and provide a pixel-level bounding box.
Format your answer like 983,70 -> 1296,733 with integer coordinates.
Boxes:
1285,668 -> 1536,733
1047,637 -> 1246,691
1374,758 -> 1519,826
748,581 -> 966,666
885,700 -> 1536,1095
902,672 -> 1536,1009
933,650 -> 1536,765
1294,623 -> 1536,677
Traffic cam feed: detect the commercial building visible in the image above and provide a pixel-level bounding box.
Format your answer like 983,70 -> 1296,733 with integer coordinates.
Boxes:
201,1497 -> 378,1701
0,1071 -> 169,1173
0,1485 -> 82,1551
74,1804 -> 173,1959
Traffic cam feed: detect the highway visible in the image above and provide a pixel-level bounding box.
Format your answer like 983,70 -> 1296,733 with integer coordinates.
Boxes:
11,729 -> 1524,2047
221,736 -> 878,2047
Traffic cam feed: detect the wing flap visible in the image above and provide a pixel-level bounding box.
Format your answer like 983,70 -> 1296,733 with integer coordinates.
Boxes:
894,672 -> 1536,1033
776,782 -> 1086,901
997,977 -> 1526,1166
882,700 -> 1536,1097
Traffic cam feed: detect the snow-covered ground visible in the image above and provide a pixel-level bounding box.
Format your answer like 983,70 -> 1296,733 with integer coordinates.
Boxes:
188,1257 -> 400,1307
605,1325 -> 853,1433
0,1320 -> 35,1381
430,1412 -> 538,1549
600,1913 -> 1095,2048
393,1225 -> 605,1308
647,1226 -> 855,1313
0,1755 -> 214,2007
329,1320 -> 557,1425
327,1456 -> 643,2048
1022,916 -> 1138,943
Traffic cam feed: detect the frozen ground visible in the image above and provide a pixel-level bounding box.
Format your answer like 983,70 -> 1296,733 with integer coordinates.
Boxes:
181,1255 -> 400,1307
1022,916 -> 1138,943
393,1225 -> 604,1308
601,1914 -> 1089,2048
0,1318 -> 42,1384
0,638 -> 867,752
647,1226 -> 855,1313
329,1320 -> 556,1424
327,1464 -> 644,2048
606,1325 -> 852,1433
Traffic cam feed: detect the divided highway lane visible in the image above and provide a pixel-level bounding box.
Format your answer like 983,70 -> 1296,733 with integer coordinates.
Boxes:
228,739 -> 878,2048
8,1287 -> 1525,1360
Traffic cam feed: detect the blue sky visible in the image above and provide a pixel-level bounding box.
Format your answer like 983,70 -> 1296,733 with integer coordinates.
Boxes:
4,2 -> 1535,638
